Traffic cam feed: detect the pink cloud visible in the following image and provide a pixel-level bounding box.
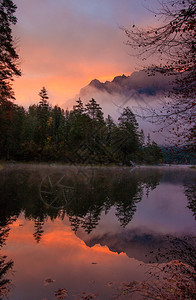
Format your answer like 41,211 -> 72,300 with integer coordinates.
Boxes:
12,0 -> 161,107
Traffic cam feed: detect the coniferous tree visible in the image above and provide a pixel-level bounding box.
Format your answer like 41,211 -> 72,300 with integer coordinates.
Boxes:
51,105 -> 65,143
0,91 -> 164,163
139,129 -> 145,147
147,134 -> 151,146
37,87 -> 51,146
33,218 -> 44,244
73,97 -> 85,115
85,98 -> 104,121
0,0 -> 21,103
0,0 -> 21,159
39,87 -> 49,107
113,107 -> 140,164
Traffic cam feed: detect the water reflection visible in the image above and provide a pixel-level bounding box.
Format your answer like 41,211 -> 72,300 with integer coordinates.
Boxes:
0,164 -> 195,299
0,165 -> 163,239
0,217 -> 15,299
184,182 -> 196,220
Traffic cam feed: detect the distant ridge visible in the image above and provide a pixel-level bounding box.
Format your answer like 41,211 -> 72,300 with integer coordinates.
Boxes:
63,69 -> 177,144
80,70 -> 173,98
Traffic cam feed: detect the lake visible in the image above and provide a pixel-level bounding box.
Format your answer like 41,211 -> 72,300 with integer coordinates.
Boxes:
0,164 -> 195,299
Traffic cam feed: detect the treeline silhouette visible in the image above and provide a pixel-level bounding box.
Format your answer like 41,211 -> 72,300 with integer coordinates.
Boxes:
0,87 -> 162,164
161,146 -> 196,165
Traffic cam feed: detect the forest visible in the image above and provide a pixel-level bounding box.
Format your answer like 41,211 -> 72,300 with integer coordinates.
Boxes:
1,0 -> 195,166
0,87 -> 162,165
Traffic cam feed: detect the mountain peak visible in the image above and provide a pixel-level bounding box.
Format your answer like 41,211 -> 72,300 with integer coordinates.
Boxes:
79,70 -> 172,98
89,79 -> 102,88
112,74 -> 128,83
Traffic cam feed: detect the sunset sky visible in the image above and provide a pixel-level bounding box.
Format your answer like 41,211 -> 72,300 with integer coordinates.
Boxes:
13,0 -> 160,108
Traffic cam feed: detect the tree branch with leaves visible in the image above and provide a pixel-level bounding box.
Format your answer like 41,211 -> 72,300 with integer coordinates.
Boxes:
122,0 -> 196,149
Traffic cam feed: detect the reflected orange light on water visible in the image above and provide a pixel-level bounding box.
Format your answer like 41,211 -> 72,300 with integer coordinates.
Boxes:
1,215 -> 143,299
7,217 -> 124,258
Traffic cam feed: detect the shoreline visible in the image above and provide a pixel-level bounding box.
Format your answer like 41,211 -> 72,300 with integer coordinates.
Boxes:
0,161 -> 195,170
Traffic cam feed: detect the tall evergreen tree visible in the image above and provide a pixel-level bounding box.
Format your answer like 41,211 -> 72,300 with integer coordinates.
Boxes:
0,0 -> 21,103
114,107 -> 140,164
37,87 -> 51,145
38,87 -> 50,123
39,87 -> 49,107
85,98 -> 104,121
106,114 -> 116,145
139,129 -> 145,147
73,98 -> 85,115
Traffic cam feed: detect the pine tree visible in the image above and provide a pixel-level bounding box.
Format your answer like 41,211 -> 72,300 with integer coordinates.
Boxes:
139,129 -> 145,147
0,0 -> 21,103
147,133 -> 151,146
106,115 -> 116,145
113,107 -> 140,164
85,98 -> 104,121
33,218 -> 44,244
73,98 -> 85,115
37,87 -> 51,147
39,87 -> 49,108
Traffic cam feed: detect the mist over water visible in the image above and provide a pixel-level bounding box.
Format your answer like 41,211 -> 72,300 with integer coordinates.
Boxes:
0,164 -> 195,299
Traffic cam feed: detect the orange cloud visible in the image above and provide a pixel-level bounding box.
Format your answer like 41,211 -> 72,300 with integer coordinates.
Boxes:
12,0 -> 162,110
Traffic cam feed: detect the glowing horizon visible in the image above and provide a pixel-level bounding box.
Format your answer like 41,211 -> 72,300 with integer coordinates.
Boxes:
12,0 -> 159,108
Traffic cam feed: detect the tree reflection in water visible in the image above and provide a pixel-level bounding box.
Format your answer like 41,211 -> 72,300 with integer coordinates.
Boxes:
0,217 -> 15,299
0,165 -> 195,299
184,182 -> 196,220
0,165 -> 195,241
0,165 -> 163,241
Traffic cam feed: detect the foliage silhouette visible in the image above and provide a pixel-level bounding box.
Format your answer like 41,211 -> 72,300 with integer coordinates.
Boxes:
0,93 -> 163,165
0,217 -> 15,299
0,0 -> 21,103
122,0 -> 196,149
116,235 -> 196,299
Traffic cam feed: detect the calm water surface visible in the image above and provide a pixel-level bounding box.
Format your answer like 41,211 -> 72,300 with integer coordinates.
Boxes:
0,164 -> 195,299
